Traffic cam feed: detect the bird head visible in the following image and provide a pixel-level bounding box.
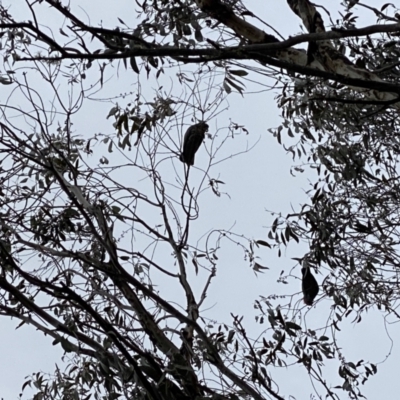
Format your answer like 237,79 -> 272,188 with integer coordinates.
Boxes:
198,121 -> 209,132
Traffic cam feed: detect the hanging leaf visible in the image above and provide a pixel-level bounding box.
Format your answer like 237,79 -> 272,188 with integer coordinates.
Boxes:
130,56 -> 139,74
256,240 -> 271,248
194,29 -> 203,42
229,69 -> 248,76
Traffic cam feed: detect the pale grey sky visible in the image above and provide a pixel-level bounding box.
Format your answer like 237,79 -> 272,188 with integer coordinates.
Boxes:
1,1 -> 398,399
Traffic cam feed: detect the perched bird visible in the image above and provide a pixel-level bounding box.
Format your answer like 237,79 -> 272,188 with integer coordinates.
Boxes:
301,267 -> 319,306
179,121 -> 208,166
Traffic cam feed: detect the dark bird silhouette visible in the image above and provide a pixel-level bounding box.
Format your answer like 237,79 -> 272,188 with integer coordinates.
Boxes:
301,267 -> 319,306
179,121 -> 208,166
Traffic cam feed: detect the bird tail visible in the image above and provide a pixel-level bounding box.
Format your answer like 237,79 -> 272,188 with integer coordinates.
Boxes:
303,296 -> 313,306
179,153 -> 194,166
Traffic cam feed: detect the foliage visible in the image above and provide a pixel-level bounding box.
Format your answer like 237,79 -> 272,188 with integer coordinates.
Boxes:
0,1 -> 400,399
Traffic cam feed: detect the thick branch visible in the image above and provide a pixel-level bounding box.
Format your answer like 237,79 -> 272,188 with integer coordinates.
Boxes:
9,23 -> 400,61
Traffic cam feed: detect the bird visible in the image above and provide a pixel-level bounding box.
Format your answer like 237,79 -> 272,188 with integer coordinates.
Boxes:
301,267 -> 319,306
179,121 -> 208,166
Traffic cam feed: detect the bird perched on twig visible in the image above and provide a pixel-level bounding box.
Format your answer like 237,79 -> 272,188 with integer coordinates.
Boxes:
301,267 -> 319,306
179,121 -> 208,166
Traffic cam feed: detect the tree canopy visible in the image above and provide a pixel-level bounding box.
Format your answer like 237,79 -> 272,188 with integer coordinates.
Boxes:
1,0 -> 400,399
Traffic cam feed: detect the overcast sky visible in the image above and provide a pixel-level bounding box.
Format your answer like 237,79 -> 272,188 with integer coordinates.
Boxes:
1,1 -> 399,399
